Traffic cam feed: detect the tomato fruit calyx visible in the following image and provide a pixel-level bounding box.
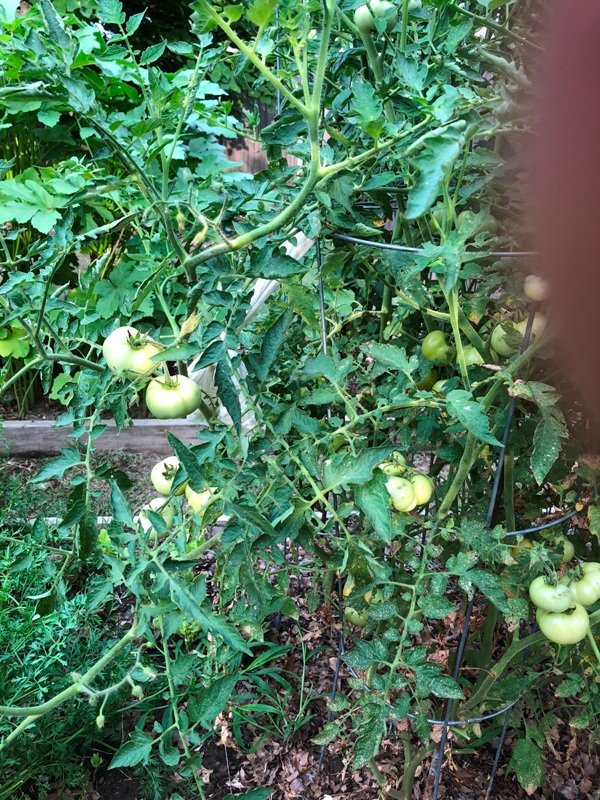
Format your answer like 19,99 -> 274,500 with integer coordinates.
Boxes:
536,603 -> 590,645
150,457 -> 187,496
421,330 -> 450,362
528,574 -> 573,612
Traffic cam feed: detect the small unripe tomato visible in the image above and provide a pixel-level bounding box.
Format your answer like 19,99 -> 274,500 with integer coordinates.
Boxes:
185,485 -> 215,514
417,369 -> 438,390
379,452 -> 406,476
421,330 -> 450,362
344,606 -> 368,627
511,538 -> 533,560
354,0 -> 398,33
490,322 -> 518,357
536,603 -> 590,645
523,274 -> 549,302
136,497 -> 175,536
385,476 -> 417,512
461,346 -> 484,366
556,535 -> 575,564
528,575 -> 573,612
410,473 -> 433,506
150,457 -> 187,496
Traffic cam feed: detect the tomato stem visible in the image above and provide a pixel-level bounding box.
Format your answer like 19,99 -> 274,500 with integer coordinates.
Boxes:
586,631 -> 600,666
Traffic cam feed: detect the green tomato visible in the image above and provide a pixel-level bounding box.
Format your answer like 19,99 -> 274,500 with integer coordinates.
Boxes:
461,346 -> 484,366
185,485 -> 216,514
523,274 -> 549,302
145,375 -> 201,419
490,322 -> 518,357
344,606 -> 368,627
557,535 -> 575,564
432,379 -> 448,394
536,603 -> 590,645
515,313 -> 547,340
379,451 -> 407,476
150,457 -> 187,496
417,368 -> 438,390
421,330 -> 450,362
582,562 -> 600,573
561,573 -> 600,607
354,0 -> 398,33
528,575 -> 573,612
410,473 -> 433,506
102,326 -> 162,379
385,476 -> 417,512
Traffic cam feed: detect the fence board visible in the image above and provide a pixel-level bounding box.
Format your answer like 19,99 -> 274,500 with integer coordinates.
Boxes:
1,419 -> 204,457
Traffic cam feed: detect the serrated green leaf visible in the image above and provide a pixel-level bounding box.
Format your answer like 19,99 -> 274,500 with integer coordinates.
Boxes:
109,733 -> 153,768
507,739 -> 544,794
215,359 -> 241,434
40,0 -> 71,52
110,480 -> 134,528
141,41 -> 166,65
247,0 -> 277,27
311,721 -> 341,745
165,434 -> 206,492
353,710 -> 386,769
324,447 -> 394,491
247,308 -> 291,383
354,470 -> 393,545
405,122 -> 466,219
531,417 -> 563,484
361,342 -> 417,376
189,674 -> 239,728
446,389 -> 502,446
418,594 -> 456,620
31,448 -> 81,483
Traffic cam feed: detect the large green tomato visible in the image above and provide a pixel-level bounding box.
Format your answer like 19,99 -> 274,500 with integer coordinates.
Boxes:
385,476 -> 417,512
410,473 -> 433,505
145,375 -> 201,419
421,330 -> 450,362
354,0 -> 397,33
151,457 -> 187,496
102,326 -> 162,379
528,575 -> 573,612
461,346 -> 484,366
561,573 -> 600,607
536,604 -> 590,645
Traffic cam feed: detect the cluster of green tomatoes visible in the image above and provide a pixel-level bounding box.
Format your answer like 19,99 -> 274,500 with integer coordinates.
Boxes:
529,563 -> 600,645
135,456 -> 216,538
380,452 -> 433,512
102,326 -> 201,419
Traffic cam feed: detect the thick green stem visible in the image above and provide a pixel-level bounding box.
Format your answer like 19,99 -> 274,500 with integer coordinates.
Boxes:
437,434 -> 481,518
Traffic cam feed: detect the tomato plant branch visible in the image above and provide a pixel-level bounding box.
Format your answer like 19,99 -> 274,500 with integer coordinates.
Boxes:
195,1 -> 309,116
0,625 -> 137,724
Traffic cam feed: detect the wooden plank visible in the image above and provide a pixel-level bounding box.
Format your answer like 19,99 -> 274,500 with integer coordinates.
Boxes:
1,419 -> 205,457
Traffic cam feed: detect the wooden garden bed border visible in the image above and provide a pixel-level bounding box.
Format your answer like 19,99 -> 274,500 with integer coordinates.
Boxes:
1,418 -> 204,457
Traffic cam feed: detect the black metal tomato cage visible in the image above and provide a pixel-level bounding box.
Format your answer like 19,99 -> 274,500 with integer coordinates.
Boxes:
311,232 -> 573,797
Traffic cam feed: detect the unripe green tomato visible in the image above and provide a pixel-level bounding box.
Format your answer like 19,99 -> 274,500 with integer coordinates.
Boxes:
490,323 -> 518,357
417,369 -> 438,390
561,573 -> 600,607
536,603 -> 590,645
582,562 -> 600,573
185,485 -> 216,514
556,535 -> 575,564
515,313 -> 547,341
385,476 -> 417,512
421,330 -> 450,362
523,274 -> 549,302
528,575 -> 573,612
145,375 -> 202,419
150,457 -> 187,496
344,606 -> 368,627
408,0 -> 421,9
461,346 -> 484,366
102,326 -> 162,379
379,452 -> 406,476
410,473 -> 433,506
354,0 -> 398,33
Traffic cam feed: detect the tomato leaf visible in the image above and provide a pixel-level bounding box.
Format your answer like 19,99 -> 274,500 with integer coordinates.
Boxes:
188,674 -> 239,729
215,358 -> 242,434
323,447 -> 394,490
247,308 -> 291,383
507,738 -> 545,795
109,732 -> 154,769
446,389 -> 502,446
354,471 -> 393,545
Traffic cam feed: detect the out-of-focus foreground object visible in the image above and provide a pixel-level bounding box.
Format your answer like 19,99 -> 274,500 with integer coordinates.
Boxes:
529,0 -> 600,426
